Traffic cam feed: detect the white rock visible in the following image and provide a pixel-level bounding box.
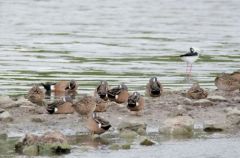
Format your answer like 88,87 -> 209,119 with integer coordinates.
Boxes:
193,99 -> 214,107
159,116 -> 194,136
207,95 -> 227,102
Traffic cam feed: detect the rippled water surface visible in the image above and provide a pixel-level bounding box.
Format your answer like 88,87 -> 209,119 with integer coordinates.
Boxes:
0,0 -> 240,95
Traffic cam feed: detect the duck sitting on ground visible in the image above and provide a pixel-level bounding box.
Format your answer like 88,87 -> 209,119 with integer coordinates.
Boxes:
41,80 -> 78,93
47,96 -> 74,114
94,81 -> 109,101
215,73 -> 240,92
107,83 -> 129,103
146,77 -> 163,97
186,83 -> 208,99
27,85 -> 45,105
94,97 -> 110,112
86,112 -> 111,135
72,96 -> 96,118
127,92 -> 144,115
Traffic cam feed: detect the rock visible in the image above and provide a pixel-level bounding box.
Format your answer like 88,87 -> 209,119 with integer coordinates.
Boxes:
183,98 -> 192,105
192,99 -> 214,107
159,116 -> 194,137
207,96 -> 227,102
22,145 -> 38,156
0,108 -> 5,113
226,108 -> 240,127
121,144 -> 131,150
140,137 -> 155,146
15,131 -> 71,156
118,121 -> 147,135
0,96 -> 19,109
226,108 -> 240,116
0,132 -> 7,140
203,121 -> 225,133
169,105 -> 187,117
0,111 -> 13,122
31,117 -> 46,123
119,130 -> 138,140
109,144 -> 120,150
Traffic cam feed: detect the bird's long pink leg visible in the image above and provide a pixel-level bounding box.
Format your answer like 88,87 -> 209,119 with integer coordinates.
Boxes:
189,64 -> 192,77
186,63 -> 189,74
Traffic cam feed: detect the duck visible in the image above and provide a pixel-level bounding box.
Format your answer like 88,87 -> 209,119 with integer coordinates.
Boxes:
27,85 -> 45,105
86,112 -> 111,135
186,83 -> 208,99
41,80 -> 78,93
94,97 -> 110,112
94,81 -> 109,101
107,83 -> 129,103
72,96 -> 96,118
215,73 -> 240,92
47,96 -> 74,114
231,71 -> 240,81
127,92 -> 144,114
146,77 -> 163,97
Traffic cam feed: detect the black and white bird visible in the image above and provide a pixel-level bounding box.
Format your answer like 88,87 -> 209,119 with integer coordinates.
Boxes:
180,47 -> 200,76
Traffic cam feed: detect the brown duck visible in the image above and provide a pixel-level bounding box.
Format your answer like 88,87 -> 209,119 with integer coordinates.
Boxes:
72,96 -> 96,118
86,112 -> 111,135
94,80 -> 109,101
94,97 -> 110,112
27,85 -> 45,105
41,80 -> 78,93
146,77 -> 163,97
47,96 -> 74,114
186,83 -> 208,99
107,83 -> 129,103
127,92 -> 144,114
215,73 -> 240,91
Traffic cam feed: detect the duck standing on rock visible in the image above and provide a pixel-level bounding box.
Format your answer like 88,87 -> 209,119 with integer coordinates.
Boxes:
127,92 -> 144,115
107,83 -> 129,103
215,73 -> 240,92
186,83 -> 208,99
86,112 -> 111,135
94,81 -> 109,101
47,96 -> 74,114
72,96 -> 96,118
146,77 -> 163,97
27,85 -> 45,105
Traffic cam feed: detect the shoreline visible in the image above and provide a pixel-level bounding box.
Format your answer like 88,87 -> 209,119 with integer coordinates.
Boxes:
0,89 -> 240,138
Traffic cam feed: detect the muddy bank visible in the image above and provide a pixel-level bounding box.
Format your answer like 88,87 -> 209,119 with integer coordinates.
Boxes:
0,89 -> 240,138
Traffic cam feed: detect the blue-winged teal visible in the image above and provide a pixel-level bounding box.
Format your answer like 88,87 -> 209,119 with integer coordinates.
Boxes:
215,73 -> 240,92
127,92 -> 144,114
47,96 -> 74,114
146,77 -> 163,97
41,80 -> 78,92
86,112 -> 111,135
72,96 -> 96,118
107,83 -> 129,103
94,81 -> 109,101
187,83 -> 208,99
94,97 -> 110,112
27,85 -> 45,105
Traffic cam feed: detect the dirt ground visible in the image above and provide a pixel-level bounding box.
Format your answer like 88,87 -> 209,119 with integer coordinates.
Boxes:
1,89 -> 240,138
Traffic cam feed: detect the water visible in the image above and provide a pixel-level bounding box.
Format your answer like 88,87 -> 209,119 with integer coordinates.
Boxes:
0,0 -> 239,96
0,0 -> 240,157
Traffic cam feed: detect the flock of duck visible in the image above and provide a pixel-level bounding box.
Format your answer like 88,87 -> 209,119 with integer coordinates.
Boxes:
25,48 -> 240,136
